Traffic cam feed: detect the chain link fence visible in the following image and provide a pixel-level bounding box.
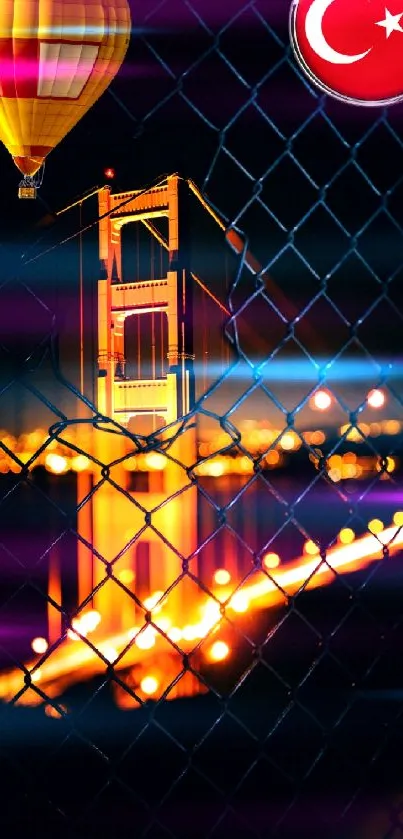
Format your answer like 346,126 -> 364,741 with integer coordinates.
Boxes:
1,1 -> 403,837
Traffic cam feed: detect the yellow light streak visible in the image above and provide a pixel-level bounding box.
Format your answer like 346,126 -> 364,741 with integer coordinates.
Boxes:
0,524 -> 402,705
237,524 -> 403,608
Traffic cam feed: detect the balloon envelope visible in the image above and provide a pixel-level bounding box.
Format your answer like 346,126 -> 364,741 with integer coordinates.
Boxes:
0,0 -> 131,177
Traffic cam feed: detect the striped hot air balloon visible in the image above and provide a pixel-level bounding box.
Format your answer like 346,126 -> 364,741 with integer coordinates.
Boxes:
0,0 -> 131,197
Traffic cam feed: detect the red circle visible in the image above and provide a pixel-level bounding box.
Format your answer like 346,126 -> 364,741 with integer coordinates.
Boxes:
290,0 -> 403,105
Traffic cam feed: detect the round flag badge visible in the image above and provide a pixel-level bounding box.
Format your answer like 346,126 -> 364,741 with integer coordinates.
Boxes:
290,0 -> 403,105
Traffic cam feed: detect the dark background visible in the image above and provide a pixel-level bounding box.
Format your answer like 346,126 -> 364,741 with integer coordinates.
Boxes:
1,2 -> 403,838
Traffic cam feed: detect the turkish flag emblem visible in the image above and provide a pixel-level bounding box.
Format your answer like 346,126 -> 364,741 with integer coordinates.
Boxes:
290,0 -> 403,105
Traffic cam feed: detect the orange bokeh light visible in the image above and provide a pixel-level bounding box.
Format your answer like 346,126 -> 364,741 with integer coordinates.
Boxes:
367,388 -> 385,409
140,675 -> 159,696
31,637 -> 48,655
263,552 -> 280,569
208,641 -> 230,662
311,390 -> 332,411
214,568 -> 231,585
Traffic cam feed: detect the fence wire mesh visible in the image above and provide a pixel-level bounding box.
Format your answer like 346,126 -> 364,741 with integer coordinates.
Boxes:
1,1 -> 403,838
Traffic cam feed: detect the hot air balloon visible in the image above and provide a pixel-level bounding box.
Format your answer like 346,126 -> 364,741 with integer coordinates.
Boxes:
0,0 -> 131,198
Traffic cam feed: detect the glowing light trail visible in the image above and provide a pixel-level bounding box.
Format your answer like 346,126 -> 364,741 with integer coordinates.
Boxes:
0,523 -> 401,706
230,523 -> 403,610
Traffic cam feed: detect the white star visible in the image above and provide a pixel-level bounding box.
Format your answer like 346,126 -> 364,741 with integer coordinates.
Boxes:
375,7 -> 403,37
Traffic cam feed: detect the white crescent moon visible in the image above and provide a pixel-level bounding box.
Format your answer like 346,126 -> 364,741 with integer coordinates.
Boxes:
305,0 -> 372,64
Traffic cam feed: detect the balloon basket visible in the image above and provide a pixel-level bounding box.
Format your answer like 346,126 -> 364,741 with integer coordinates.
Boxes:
18,181 -> 37,200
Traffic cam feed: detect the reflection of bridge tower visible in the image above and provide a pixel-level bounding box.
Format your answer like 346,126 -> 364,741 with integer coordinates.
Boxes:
77,176 -> 197,637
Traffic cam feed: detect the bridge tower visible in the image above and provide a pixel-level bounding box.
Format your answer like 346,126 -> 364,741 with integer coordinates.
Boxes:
77,175 -> 197,637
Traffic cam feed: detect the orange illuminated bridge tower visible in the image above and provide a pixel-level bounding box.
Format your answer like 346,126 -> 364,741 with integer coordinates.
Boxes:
76,175 -> 198,638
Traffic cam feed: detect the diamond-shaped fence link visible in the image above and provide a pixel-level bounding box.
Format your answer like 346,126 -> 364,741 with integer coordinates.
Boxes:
1,1 -> 403,837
